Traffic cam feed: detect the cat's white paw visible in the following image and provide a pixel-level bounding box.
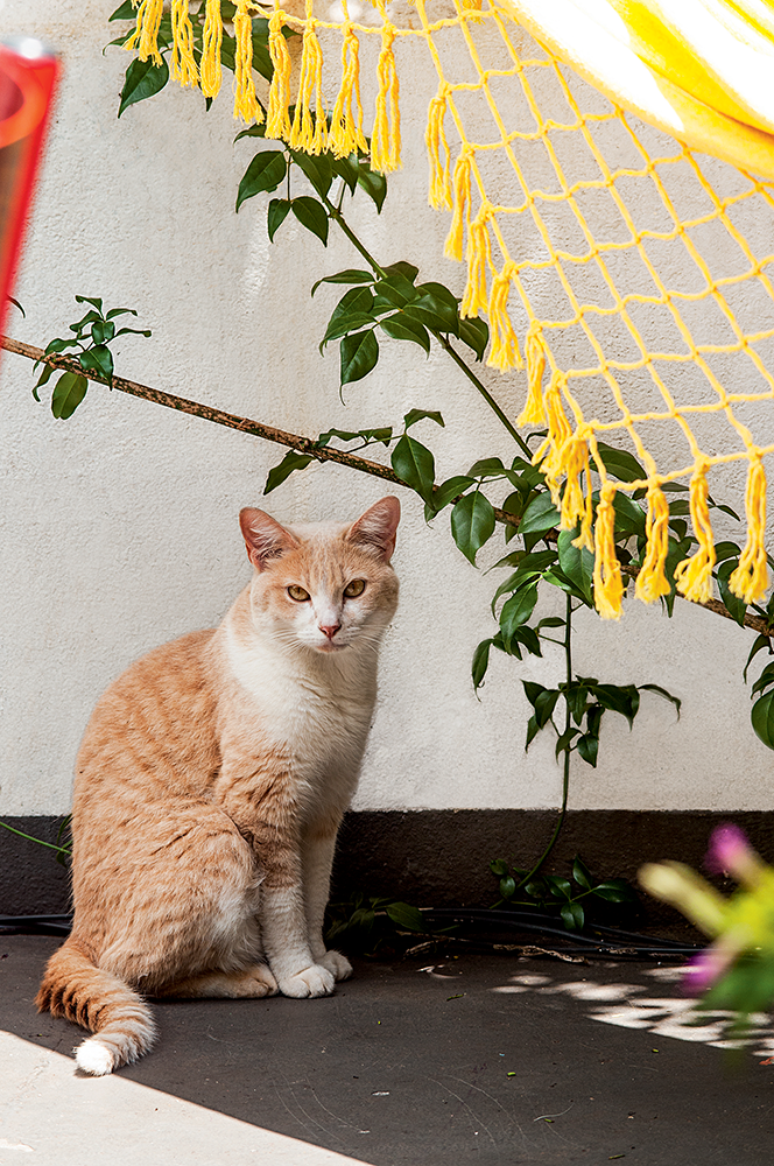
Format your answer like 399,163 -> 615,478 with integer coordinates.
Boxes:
319,950 -> 353,982
278,964 -> 336,998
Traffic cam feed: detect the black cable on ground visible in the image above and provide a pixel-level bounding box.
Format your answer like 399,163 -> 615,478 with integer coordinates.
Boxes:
0,910 -> 702,958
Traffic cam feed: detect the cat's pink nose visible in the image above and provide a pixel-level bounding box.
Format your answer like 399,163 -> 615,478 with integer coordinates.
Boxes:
319,624 -> 341,641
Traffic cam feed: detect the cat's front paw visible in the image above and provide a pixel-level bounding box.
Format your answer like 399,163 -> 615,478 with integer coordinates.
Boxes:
319,950 -> 353,982
278,964 -> 336,998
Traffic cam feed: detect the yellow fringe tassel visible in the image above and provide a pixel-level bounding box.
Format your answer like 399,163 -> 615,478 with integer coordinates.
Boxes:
538,372 -> 573,507
673,460 -> 716,604
289,15 -> 327,154
125,0 -> 164,65
560,429 -> 592,534
486,263 -> 522,372
444,149 -> 472,261
635,483 -> 672,603
200,0 -> 223,100
461,201 -> 493,318
233,0 -> 262,123
426,83 -> 452,210
266,9 -> 293,141
170,0 -> 199,88
728,455 -> 769,604
593,482 -> 625,620
517,323 -> 547,427
329,24 -> 368,158
371,22 -> 401,173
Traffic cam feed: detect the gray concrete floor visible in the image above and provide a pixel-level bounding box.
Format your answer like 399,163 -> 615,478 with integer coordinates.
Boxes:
2,934 -> 774,1165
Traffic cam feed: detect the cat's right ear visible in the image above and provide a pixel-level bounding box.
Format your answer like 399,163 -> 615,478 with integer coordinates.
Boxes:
239,509 -> 299,571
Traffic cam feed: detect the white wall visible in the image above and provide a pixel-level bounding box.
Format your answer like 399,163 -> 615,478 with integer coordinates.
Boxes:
1,0 -> 773,817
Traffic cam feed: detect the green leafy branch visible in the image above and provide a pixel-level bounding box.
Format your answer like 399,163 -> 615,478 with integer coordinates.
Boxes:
32,296 -> 150,419
490,854 -> 637,932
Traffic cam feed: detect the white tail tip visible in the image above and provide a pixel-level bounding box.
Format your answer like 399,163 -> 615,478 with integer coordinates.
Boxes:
75,1038 -> 117,1076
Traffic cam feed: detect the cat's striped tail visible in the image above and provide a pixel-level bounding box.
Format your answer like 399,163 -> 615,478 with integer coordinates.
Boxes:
36,940 -> 156,1075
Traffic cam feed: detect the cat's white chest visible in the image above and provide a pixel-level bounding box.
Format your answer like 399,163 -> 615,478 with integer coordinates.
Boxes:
223,624 -> 376,781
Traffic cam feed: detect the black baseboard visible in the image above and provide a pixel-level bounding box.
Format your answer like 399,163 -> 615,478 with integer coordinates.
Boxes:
2,809 -> 772,918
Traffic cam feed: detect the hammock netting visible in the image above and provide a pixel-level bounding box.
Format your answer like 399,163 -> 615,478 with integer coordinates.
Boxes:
124,0 -> 774,619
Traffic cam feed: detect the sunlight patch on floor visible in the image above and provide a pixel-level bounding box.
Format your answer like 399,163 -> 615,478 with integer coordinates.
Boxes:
0,1032 -> 370,1166
490,967 -> 774,1061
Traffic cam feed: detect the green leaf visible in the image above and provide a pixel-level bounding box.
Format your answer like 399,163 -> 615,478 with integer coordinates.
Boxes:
90,318 -> 114,344
311,269 -> 373,296
467,457 -> 506,479
638,683 -> 682,719
458,315 -> 489,361
391,434 -> 436,504
291,196 -> 329,245
751,661 -> 774,696
51,372 -> 88,419
340,329 -> 379,386
750,685 -> 774,750
572,856 -> 593,890
713,541 -> 741,563
109,1 -> 137,18
500,585 -> 539,637
744,634 -> 772,684
499,876 -> 516,900
534,687 -> 561,729
509,625 -> 542,658
592,441 -> 646,483
357,167 -> 388,212
289,149 -> 332,198
32,361 -> 55,401
236,150 -> 287,211
577,732 -> 599,767
78,344 -> 114,383
525,715 -> 540,750
472,638 -> 493,690
518,492 -> 560,537
403,289 -> 460,334
264,450 -> 313,493
118,56 -> 170,118
379,312 -> 430,352
385,902 -> 425,932
490,858 -> 509,877
545,875 -> 572,900
267,198 -> 291,242
450,491 -> 496,565
403,408 -> 444,430
593,879 -> 638,904
74,295 -> 104,311
613,492 -> 646,538
594,683 -> 640,728
717,559 -> 748,627
560,901 -> 584,931
382,261 -> 419,283
557,528 -> 594,602
331,152 -> 360,193
428,475 -> 475,515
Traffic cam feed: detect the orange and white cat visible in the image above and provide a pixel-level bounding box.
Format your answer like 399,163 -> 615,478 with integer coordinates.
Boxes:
37,496 -> 400,1075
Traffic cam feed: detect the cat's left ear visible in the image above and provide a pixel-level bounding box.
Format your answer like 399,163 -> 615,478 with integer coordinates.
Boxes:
240,508 -> 300,570
345,496 -> 401,562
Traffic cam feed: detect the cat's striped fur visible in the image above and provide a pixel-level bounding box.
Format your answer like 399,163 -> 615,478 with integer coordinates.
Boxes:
37,498 -> 400,1074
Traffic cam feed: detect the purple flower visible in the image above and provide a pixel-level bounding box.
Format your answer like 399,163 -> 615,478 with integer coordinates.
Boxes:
705,823 -> 754,877
682,944 -> 735,996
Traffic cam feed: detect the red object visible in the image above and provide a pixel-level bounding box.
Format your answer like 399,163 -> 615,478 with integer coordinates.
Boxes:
0,37 -> 60,345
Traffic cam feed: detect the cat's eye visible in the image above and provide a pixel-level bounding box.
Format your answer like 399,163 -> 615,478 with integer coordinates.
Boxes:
344,579 -> 366,599
287,585 -> 310,602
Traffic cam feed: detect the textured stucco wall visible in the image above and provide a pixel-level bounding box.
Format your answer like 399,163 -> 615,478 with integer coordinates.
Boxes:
1,0 -> 773,818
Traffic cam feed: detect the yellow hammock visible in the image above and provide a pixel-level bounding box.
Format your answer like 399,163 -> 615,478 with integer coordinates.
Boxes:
124,0 -> 774,619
